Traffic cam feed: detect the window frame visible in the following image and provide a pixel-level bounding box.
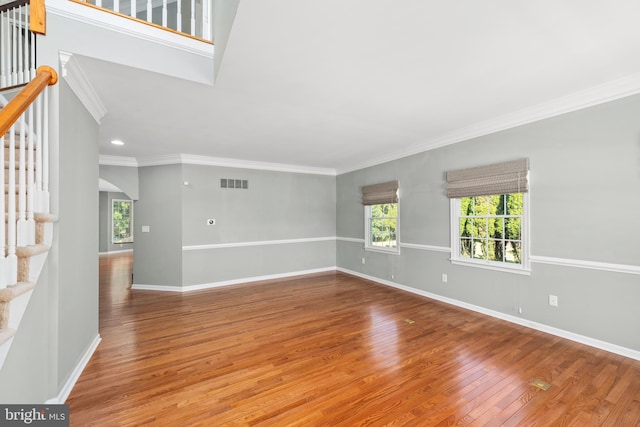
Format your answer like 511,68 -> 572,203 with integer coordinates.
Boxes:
364,202 -> 400,255
111,199 -> 134,244
450,192 -> 530,275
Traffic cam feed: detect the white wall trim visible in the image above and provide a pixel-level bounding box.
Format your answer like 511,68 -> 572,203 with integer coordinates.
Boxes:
59,52 -> 107,124
337,73 -> 640,174
99,155 -> 139,167
47,0 -> 213,58
336,268 -> 640,361
99,249 -> 134,255
336,236 -> 365,244
530,255 -> 640,275
182,236 -> 336,251
132,266 -> 337,292
400,242 -> 451,253
46,334 -> 102,404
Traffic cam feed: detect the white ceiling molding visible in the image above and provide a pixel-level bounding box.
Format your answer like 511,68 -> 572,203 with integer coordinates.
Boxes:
47,0 -> 213,58
337,73 -> 640,174
99,154 -> 139,167
133,153 -> 336,175
60,52 -> 108,124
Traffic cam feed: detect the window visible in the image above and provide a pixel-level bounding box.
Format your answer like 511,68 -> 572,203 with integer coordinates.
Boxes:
446,159 -> 529,273
112,199 -> 133,244
362,180 -> 399,253
365,203 -> 399,251
452,193 -> 527,270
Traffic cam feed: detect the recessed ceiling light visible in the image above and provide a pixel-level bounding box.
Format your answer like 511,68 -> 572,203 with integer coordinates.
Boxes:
111,139 -> 124,146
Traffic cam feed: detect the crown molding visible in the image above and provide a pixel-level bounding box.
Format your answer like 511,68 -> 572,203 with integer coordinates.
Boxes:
99,155 -> 139,167
337,73 -> 640,174
47,0 -> 213,59
59,51 -> 107,124
134,153 -> 337,175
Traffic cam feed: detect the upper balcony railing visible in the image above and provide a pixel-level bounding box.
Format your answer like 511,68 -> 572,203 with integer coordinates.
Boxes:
71,0 -> 212,42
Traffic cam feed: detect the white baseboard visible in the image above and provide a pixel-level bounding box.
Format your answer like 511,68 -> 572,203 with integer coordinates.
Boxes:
46,334 -> 102,404
132,266 -> 338,292
337,267 -> 640,361
98,249 -> 133,255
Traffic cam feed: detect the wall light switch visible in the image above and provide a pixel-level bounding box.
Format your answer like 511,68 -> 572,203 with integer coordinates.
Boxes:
207,219 -> 216,226
141,226 -> 150,233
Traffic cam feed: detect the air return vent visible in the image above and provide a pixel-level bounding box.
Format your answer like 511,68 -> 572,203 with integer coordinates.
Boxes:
220,179 -> 249,189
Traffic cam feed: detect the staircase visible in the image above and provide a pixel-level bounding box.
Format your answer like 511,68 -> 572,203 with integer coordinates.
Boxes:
0,0 -> 57,371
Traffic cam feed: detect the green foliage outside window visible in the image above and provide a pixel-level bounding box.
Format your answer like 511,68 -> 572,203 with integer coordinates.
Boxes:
112,200 -> 133,244
369,203 -> 397,248
459,194 -> 522,263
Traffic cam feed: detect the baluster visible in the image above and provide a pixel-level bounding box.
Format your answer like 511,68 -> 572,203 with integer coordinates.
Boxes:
7,126 -> 17,285
29,26 -> 35,80
1,10 -> 6,88
22,4 -> 29,82
114,0 -> 120,14
190,0 -> 195,36
96,0 -> 102,8
11,8 -> 17,85
130,0 -> 135,18
202,0 -> 211,41
162,0 -> 167,27
35,96 -> 42,212
177,0 -> 182,32
146,0 -> 152,23
42,89 -> 49,212
17,6 -> 23,84
16,115 -> 27,246
0,133 -> 5,288
26,105 -> 35,244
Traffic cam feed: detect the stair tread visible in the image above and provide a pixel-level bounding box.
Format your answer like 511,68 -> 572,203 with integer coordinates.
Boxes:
15,244 -> 49,257
0,282 -> 35,303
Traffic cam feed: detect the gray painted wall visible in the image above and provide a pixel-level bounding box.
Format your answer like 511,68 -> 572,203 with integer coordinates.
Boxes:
99,191 -> 135,253
336,93 -> 640,353
133,163 -> 336,288
55,80 -> 100,392
180,164 -> 336,286
133,165 -> 183,287
99,164 -> 139,200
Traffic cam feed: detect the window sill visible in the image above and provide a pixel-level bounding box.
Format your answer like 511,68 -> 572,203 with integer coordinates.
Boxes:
365,246 -> 401,256
450,259 -> 531,276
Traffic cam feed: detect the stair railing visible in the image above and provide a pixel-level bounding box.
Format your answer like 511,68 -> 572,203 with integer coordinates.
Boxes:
71,0 -> 212,42
0,65 -> 57,288
0,0 -> 44,89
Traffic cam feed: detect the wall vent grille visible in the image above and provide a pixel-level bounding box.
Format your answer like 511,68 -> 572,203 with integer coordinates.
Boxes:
220,179 -> 249,189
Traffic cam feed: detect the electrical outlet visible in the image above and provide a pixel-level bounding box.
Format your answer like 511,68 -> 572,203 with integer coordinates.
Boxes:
442,273 -> 448,283
362,257 -> 366,264
549,294 -> 558,307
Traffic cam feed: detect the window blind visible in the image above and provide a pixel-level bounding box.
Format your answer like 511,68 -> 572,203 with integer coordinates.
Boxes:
361,180 -> 399,205
446,158 -> 529,198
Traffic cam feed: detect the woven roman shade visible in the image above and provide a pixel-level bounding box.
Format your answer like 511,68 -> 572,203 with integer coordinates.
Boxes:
361,181 -> 399,205
446,158 -> 529,198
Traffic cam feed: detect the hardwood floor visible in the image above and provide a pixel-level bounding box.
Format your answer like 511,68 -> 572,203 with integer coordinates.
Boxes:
67,252 -> 640,426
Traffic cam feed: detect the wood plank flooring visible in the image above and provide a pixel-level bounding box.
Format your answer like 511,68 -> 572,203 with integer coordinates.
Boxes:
67,252 -> 640,426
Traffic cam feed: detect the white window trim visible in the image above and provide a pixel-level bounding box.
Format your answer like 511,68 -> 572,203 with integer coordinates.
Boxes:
364,203 -> 400,255
450,193 -> 530,275
112,199 -> 134,244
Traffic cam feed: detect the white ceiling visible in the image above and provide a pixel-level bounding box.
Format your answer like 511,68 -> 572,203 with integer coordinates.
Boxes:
85,0 -> 640,174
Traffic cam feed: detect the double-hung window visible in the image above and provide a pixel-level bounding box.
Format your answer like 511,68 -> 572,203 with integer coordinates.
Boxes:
447,159 -> 529,273
362,181 -> 399,253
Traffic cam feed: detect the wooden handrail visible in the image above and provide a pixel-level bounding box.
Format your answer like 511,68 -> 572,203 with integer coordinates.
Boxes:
0,66 -> 57,136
